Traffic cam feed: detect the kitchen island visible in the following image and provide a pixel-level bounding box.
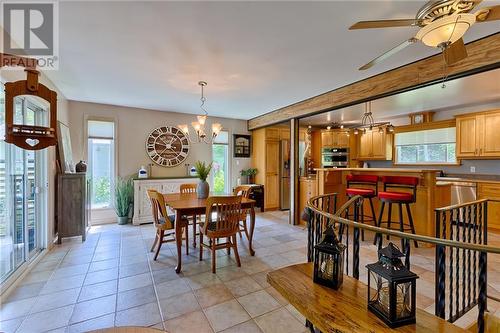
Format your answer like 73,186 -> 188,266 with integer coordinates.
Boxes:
314,168 -> 451,238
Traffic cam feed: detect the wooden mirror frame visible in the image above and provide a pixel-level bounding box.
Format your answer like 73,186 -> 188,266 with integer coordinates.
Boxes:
3,54 -> 58,150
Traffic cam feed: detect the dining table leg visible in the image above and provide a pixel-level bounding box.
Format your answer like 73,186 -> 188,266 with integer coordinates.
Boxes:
175,209 -> 183,274
248,205 -> 256,256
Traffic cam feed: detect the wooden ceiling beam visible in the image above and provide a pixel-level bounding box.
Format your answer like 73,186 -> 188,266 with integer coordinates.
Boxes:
247,32 -> 500,130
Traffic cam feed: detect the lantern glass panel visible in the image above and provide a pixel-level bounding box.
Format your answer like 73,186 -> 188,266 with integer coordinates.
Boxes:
319,252 -> 335,281
369,271 -> 390,316
396,281 -> 412,319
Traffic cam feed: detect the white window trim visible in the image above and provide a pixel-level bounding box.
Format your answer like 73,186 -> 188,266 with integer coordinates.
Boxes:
84,115 -> 118,223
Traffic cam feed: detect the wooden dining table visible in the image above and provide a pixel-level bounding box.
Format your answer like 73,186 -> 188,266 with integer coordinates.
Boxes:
163,192 -> 256,273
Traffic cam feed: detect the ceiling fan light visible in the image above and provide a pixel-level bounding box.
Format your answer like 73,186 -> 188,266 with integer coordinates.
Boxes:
416,14 -> 475,47
178,124 -> 189,134
191,122 -> 201,132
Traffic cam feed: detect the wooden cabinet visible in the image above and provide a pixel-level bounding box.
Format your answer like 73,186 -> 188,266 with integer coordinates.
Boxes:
456,110 -> 500,159
477,182 -> 500,230
356,129 -> 393,160
321,130 -> 349,148
299,178 -> 317,223
57,174 -> 89,243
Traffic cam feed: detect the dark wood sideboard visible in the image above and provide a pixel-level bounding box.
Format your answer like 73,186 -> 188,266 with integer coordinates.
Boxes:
57,173 -> 90,243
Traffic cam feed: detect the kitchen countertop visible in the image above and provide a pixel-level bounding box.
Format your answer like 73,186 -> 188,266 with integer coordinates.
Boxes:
314,168 -> 442,173
437,177 -> 500,185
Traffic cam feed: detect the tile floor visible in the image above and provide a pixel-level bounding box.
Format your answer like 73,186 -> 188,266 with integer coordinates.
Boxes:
1,211 -> 499,333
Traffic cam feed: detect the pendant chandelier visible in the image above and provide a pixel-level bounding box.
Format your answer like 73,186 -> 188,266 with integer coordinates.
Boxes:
361,101 -> 375,131
178,81 -> 222,144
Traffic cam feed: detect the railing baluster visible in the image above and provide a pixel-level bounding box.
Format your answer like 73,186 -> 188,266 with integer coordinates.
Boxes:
352,198 -> 360,280
473,203 -> 478,303
435,210 -> 445,318
467,205 -> 472,308
455,208 -> 460,320
449,208 -> 455,320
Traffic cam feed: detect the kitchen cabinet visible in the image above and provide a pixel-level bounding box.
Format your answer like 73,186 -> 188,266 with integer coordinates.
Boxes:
456,110 -> 500,158
321,130 -> 349,148
299,177 -> 317,224
356,129 -> 393,160
477,182 -> 500,230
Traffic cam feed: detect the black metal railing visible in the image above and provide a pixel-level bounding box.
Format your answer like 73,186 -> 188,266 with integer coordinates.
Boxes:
306,194 -> 500,333
435,200 -> 488,326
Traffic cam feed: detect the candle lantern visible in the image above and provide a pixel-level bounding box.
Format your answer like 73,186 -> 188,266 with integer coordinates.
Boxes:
366,242 -> 418,328
313,225 -> 346,290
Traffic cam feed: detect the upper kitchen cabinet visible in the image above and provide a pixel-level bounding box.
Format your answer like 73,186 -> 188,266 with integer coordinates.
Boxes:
356,128 -> 393,160
456,110 -> 500,159
321,130 -> 349,148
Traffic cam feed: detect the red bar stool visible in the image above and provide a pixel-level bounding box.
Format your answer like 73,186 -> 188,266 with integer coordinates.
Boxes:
374,176 -> 419,249
345,174 -> 379,241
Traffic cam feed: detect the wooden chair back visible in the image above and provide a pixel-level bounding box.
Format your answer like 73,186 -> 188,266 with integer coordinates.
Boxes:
180,183 -> 197,194
203,196 -> 242,235
147,189 -> 174,230
233,185 -> 253,198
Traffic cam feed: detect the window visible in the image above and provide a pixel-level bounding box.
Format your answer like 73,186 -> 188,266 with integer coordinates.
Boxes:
395,127 -> 456,165
88,120 -> 115,209
212,131 -> 229,194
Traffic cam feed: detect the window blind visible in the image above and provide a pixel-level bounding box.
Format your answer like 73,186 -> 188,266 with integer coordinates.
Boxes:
88,120 -> 114,139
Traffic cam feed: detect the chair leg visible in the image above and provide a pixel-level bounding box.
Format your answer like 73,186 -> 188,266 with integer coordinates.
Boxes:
369,197 -> 377,242
386,203 -> 393,240
374,202 -> 385,246
185,226 -> 189,255
211,240 -> 216,274
406,203 -> 419,248
150,231 -> 159,252
360,200 -> 365,242
242,220 -> 249,239
192,215 -> 197,248
154,230 -> 164,260
227,237 -> 231,255
398,203 -> 405,250
199,232 -> 203,261
238,225 -> 243,239
232,235 -> 241,267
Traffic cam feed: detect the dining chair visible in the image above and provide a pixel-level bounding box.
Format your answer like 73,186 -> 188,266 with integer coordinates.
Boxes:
233,185 -> 253,240
147,189 -> 189,260
180,183 -> 199,248
199,196 -> 242,273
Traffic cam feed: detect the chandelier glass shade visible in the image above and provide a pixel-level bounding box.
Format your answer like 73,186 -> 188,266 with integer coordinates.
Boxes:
178,81 -> 222,144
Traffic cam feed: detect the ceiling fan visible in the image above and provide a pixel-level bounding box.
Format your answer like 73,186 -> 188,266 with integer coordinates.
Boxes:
350,0 -> 500,70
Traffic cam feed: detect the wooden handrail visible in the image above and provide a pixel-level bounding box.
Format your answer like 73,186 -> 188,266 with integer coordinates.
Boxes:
435,198 -> 500,211
307,194 -> 500,254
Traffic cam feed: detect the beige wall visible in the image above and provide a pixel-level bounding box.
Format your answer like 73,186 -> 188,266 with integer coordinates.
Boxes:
1,70 -> 70,248
68,101 -> 251,188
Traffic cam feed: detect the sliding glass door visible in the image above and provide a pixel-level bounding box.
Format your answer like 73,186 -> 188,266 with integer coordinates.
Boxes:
0,89 -> 47,285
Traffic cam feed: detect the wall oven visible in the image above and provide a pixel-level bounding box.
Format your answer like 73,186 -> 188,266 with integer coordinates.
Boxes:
321,148 -> 349,168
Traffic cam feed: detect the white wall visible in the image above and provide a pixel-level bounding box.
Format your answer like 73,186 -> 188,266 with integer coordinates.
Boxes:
68,101 -> 251,188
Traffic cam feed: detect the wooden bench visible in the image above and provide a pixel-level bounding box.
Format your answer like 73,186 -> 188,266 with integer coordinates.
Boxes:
267,263 -> 468,333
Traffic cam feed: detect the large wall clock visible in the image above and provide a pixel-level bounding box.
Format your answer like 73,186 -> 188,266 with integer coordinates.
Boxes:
146,126 -> 190,167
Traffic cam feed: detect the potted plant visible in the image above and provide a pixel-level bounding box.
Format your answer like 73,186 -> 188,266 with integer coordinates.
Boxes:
194,161 -> 213,199
115,176 -> 133,225
241,168 -> 258,184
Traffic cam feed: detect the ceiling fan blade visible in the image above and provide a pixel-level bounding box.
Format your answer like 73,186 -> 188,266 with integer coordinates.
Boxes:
443,38 -> 468,65
359,38 -> 417,70
349,19 -> 421,30
475,5 -> 500,22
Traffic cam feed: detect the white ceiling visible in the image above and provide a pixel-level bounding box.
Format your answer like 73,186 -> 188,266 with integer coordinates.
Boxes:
300,68 -> 500,126
38,1 -> 500,119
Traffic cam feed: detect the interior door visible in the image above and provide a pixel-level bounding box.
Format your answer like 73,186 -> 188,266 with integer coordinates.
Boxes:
265,140 -> 280,209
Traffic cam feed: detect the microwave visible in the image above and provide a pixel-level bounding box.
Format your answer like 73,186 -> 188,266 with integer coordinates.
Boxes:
322,148 -> 349,168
